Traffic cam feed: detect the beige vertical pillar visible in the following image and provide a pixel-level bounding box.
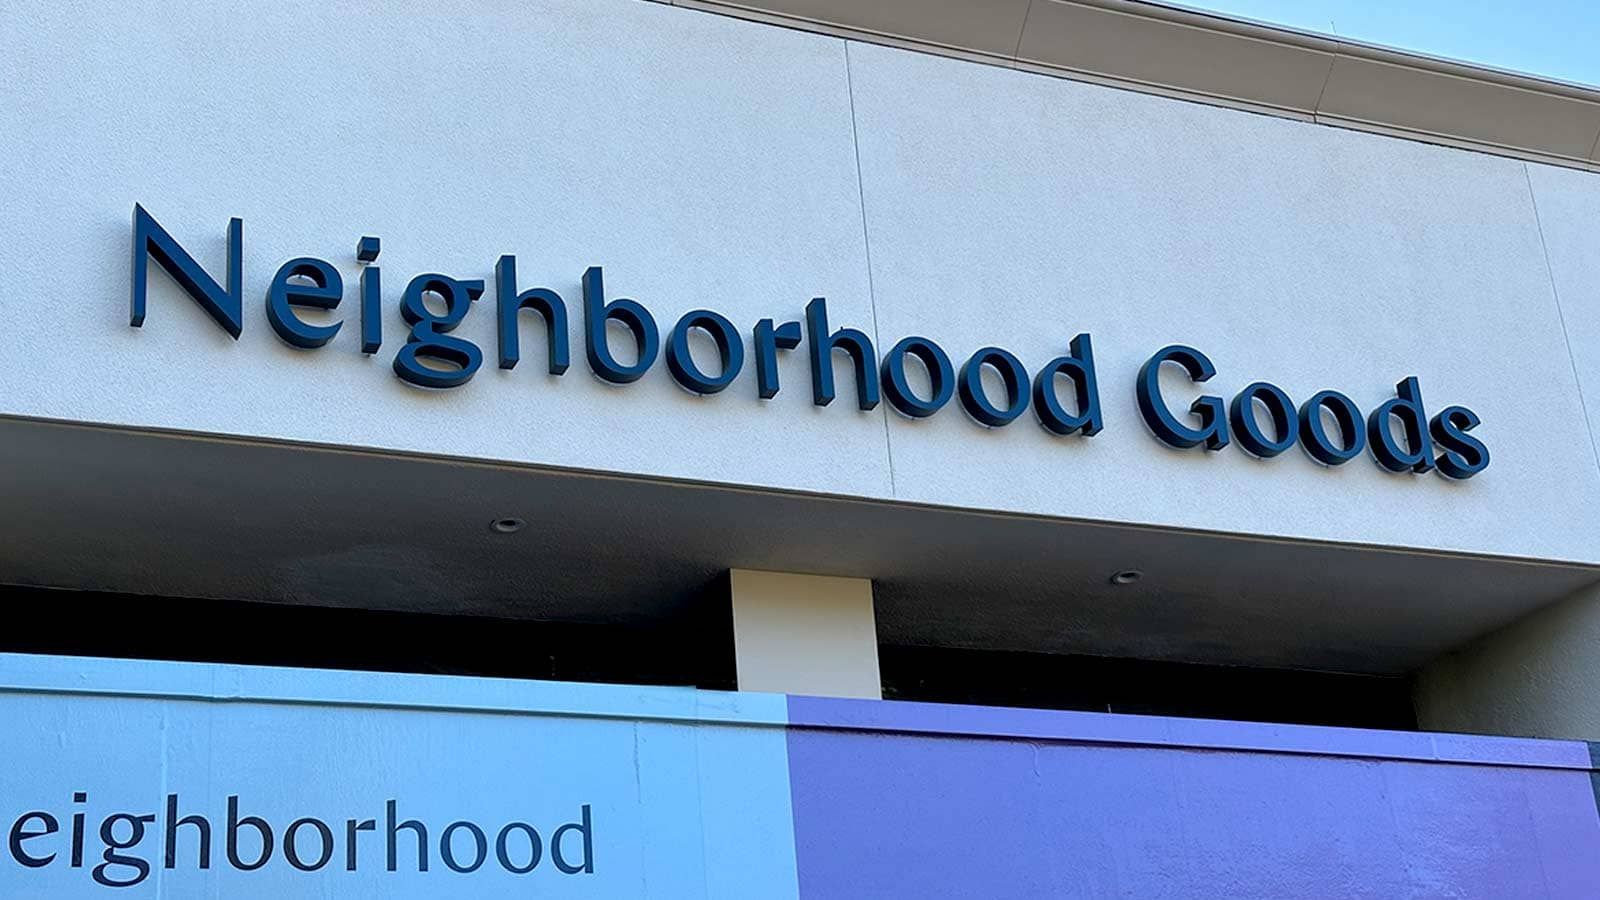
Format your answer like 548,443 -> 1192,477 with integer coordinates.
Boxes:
728,569 -> 882,699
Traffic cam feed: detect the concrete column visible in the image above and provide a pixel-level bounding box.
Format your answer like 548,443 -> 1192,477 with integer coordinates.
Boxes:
728,569 -> 881,699
1414,582 -> 1600,741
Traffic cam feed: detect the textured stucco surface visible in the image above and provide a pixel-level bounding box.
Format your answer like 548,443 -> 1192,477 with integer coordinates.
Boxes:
1413,166 -> 1600,742
2,0 -> 1600,565
0,0 -> 887,498
1528,163 -> 1600,480
849,42 -> 1600,562
1417,583 -> 1600,742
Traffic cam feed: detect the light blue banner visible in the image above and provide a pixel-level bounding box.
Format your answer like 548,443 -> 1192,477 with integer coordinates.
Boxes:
0,655 -> 799,898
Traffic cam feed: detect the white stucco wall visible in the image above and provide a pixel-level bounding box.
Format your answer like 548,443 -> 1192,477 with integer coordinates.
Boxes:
3,0 -> 1599,564
849,43 -> 1598,563
1416,584 -> 1600,742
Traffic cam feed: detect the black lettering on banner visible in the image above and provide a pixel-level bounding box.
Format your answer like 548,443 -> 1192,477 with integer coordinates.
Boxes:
2,793 -> 598,887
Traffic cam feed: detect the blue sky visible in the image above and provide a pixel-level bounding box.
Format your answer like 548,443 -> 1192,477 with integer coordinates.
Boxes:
1186,0 -> 1600,86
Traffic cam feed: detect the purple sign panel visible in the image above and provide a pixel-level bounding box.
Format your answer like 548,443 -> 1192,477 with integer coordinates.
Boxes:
787,697 -> 1600,899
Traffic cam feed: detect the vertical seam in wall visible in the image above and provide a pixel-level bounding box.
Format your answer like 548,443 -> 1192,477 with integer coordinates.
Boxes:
1310,40 -> 1339,123
1586,123 -> 1600,164
155,705 -> 169,895
1524,163 -> 1600,479
843,40 -> 897,496
1010,0 -> 1036,61
1588,742 -> 1600,825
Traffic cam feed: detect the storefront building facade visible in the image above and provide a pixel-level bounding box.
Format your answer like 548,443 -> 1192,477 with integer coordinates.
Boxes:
4,0 -> 1600,895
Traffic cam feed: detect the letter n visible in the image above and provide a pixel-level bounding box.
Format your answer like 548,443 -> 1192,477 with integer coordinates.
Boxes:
130,204 -> 243,338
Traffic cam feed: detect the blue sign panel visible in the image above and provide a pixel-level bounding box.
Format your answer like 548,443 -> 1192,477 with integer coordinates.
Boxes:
0,656 -> 798,898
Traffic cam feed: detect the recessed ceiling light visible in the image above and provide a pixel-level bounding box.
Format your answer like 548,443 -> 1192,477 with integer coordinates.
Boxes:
1109,569 -> 1142,586
489,517 -> 526,534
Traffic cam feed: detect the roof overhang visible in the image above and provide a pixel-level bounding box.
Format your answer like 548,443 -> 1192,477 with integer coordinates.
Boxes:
4,415 -> 1593,675
674,0 -> 1600,170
